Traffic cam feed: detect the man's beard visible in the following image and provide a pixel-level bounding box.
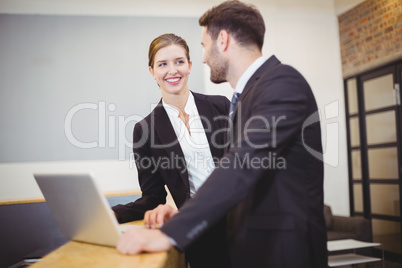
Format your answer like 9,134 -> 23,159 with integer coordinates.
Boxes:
210,63 -> 228,84
208,45 -> 228,84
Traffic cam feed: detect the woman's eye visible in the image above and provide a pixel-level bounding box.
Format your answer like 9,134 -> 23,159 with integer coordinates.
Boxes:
176,60 -> 184,64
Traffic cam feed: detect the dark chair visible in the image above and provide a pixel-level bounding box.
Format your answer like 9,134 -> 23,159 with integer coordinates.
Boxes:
324,204 -> 372,242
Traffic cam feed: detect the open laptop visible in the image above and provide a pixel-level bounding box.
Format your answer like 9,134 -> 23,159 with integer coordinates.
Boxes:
34,173 -> 137,247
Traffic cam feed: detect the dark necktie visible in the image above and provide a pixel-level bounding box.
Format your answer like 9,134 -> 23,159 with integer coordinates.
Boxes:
229,92 -> 240,118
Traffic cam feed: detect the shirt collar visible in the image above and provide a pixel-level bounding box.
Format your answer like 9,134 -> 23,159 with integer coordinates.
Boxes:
234,56 -> 266,95
162,91 -> 196,117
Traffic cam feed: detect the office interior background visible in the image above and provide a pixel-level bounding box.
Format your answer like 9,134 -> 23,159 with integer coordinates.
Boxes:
0,0 -> 401,266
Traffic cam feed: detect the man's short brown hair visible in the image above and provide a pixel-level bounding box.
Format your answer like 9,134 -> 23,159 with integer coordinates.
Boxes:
199,0 -> 265,50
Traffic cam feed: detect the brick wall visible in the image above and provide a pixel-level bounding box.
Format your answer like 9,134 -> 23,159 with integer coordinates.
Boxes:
338,0 -> 402,77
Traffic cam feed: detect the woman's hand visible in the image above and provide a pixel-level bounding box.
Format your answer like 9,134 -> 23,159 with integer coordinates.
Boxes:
144,204 -> 178,229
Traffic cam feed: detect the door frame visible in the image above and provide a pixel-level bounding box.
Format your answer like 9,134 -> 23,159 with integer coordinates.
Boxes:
344,58 -> 402,261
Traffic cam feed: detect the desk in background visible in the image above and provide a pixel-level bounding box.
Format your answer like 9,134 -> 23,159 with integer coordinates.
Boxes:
328,239 -> 383,267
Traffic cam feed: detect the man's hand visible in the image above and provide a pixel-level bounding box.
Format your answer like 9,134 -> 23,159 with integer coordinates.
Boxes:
117,227 -> 173,255
144,204 -> 178,229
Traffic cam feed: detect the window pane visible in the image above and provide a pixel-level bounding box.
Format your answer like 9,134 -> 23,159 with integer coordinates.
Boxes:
368,147 -> 399,179
353,183 -> 363,213
351,150 -> 362,180
372,218 -> 402,254
366,111 -> 396,145
370,184 -> 400,217
347,78 -> 358,114
363,73 -> 395,111
349,117 -> 360,147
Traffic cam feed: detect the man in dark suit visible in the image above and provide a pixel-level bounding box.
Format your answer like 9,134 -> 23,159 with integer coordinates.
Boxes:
117,1 -> 328,267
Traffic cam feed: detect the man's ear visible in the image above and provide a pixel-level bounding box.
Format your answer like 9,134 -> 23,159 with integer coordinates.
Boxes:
217,30 -> 229,52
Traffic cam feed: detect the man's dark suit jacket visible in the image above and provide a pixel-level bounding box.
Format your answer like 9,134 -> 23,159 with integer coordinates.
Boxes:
112,92 -> 231,268
161,56 -> 328,268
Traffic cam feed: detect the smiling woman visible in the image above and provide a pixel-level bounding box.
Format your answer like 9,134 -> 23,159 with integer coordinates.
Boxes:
148,34 -> 193,126
111,33 -> 230,268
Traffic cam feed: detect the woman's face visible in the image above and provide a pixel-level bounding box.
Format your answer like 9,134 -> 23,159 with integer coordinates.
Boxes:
149,44 -> 192,96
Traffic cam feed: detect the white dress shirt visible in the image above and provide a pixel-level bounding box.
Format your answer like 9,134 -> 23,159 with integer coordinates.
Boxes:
162,92 -> 215,197
234,56 -> 267,94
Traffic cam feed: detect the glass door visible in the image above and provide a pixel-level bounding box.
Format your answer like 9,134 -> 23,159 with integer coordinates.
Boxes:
361,67 -> 402,254
345,60 -> 402,260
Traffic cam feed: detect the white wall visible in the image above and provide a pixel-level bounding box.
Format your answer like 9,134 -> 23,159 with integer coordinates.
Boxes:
0,0 -> 350,215
0,160 -> 139,200
334,0 -> 366,16
265,2 -> 349,216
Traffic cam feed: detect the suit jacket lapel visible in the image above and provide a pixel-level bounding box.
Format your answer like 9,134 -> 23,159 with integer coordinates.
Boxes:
233,56 -> 281,117
153,100 -> 190,191
228,56 -> 281,149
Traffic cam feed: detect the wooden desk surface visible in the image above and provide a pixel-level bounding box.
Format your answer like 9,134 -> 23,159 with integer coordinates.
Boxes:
30,221 -> 185,268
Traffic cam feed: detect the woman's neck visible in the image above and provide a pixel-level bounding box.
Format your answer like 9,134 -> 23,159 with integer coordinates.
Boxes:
162,89 -> 191,135
162,89 -> 190,114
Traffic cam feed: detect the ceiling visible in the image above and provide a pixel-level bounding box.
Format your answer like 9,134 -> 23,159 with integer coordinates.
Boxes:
0,0 -> 366,16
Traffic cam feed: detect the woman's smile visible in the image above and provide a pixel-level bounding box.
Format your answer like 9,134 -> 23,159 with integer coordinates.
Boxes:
165,77 -> 181,85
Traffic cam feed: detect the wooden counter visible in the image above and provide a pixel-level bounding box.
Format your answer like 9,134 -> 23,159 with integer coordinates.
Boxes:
30,221 -> 185,268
